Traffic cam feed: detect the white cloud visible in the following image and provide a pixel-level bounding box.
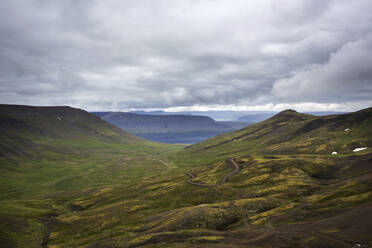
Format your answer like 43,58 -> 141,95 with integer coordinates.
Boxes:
272,37 -> 372,101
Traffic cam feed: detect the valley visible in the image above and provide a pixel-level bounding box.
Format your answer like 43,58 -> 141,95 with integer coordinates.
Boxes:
0,105 -> 371,247
91,112 -> 247,144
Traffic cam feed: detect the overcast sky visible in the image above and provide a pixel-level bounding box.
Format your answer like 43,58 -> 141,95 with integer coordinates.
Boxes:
0,0 -> 372,112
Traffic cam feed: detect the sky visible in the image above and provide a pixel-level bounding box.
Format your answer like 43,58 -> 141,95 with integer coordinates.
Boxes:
0,0 -> 372,112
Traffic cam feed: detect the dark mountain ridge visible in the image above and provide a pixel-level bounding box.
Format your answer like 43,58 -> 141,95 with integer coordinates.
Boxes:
92,112 -> 239,143
0,104 -> 143,158
92,112 -> 230,132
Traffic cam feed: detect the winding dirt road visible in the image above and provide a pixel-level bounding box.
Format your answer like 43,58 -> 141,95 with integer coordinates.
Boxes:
186,158 -> 240,187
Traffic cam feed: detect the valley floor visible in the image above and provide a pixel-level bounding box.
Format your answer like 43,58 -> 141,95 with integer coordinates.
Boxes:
2,149 -> 371,248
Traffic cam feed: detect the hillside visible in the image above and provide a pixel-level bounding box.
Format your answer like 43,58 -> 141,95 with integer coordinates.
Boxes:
1,106 -> 371,248
153,108 -> 371,247
236,111 -> 346,123
178,108 -> 372,165
0,105 -> 147,158
92,112 -> 234,143
0,105 -> 182,247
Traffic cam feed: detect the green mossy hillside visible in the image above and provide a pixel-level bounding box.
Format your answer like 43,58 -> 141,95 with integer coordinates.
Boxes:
1,105 -> 372,247
174,107 -> 372,166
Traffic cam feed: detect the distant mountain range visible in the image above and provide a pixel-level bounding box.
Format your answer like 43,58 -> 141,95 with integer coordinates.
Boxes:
128,110 -> 276,121
92,111 -> 346,143
92,112 -> 251,143
92,112 -> 231,132
128,110 -> 346,121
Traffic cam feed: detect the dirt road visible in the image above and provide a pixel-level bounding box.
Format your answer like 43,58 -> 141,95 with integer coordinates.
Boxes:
186,158 -> 240,187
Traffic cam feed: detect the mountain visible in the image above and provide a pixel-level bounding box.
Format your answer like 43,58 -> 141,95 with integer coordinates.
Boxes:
1,105 -> 371,248
92,112 -> 230,132
92,112 -> 235,143
110,110 -> 345,122
128,110 -> 275,121
0,104 -> 178,247
179,108 -> 372,164
0,104 -> 175,197
236,111 -> 346,123
0,104 -> 145,159
158,108 -> 371,247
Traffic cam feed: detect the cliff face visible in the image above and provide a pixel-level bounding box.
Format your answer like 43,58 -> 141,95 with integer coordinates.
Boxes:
92,112 -> 237,143
92,112 -> 232,133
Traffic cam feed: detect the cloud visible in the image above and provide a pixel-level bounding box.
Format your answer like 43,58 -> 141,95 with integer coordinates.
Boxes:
0,0 -> 371,111
272,37 -> 372,101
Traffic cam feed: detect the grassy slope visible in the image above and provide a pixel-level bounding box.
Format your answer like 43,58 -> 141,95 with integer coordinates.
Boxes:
1,105 -> 372,247
0,105 -> 183,247
175,108 -> 372,166
110,108 -> 371,248
50,108 -> 372,248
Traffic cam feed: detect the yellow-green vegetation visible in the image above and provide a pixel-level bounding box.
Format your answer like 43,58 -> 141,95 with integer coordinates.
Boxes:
1,105 -> 372,247
250,203 -> 297,225
191,235 -> 224,243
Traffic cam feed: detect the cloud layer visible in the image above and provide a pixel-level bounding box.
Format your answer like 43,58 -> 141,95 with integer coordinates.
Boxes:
0,0 -> 371,111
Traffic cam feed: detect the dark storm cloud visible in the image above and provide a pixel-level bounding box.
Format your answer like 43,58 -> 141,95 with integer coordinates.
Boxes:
0,0 -> 371,111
